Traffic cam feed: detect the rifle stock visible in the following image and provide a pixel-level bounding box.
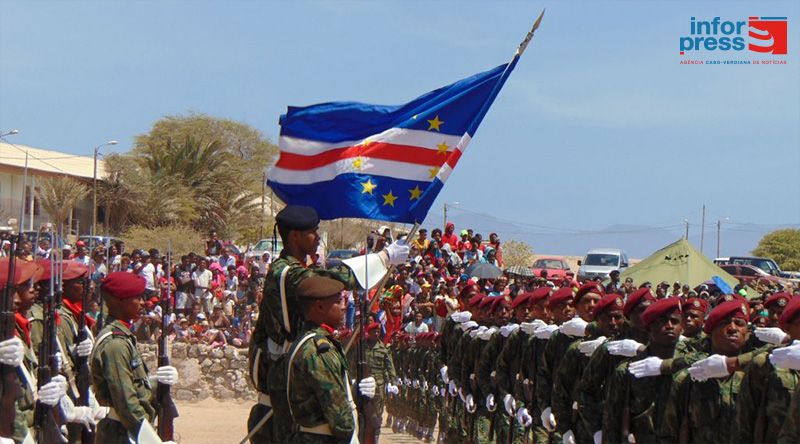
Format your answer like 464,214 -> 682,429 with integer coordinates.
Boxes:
1,235 -> 20,438
76,272 -> 94,443
157,247 -> 178,441
34,265 -> 63,443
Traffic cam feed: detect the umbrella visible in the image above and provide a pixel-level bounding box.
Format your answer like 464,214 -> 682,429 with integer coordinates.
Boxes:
466,262 -> 503,280
506,265 -> 535,278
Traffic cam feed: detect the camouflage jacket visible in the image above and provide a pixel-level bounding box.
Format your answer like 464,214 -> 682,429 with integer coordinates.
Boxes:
495,330 -> 527,406
536,330 -> 579,414
779,385 -> 800,444
476,330 -> 507,405
12,321 -> 37,443
552,339 -> 592,436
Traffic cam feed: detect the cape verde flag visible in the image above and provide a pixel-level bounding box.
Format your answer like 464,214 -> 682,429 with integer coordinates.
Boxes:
268,33 -> 540,224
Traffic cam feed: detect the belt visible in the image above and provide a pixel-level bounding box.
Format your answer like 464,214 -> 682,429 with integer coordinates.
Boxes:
258,392 -> 272,407
298,423 -> 334,436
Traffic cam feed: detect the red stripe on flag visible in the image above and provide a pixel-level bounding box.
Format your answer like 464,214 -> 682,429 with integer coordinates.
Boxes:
274,142 -> 453,170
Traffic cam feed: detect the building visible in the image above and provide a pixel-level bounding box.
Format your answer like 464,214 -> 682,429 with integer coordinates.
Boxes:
0,141 -> 106,236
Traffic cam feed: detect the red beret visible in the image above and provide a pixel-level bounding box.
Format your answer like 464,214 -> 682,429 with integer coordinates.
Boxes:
592,293 -> 624,318
717,293 -> 747,305
0,259 -> 42,287
704,300 -> 749,334
623,288 -> 656,317
366,322 -> 381,333
575,282 -> 605,302
468,293 -> 485,308
548,287 -> 574,307
63,262 -> 88,281
779,296 -> 800,330
488,296 -> 509,313
459,284 -> 479,301
480,296 -> 498,309
102,272 -> 146,300
641,297 -> 683,329
685,297 -> 709,314
528,287 -> 551,305
765,292 -> 791,310
511,292 -> 531,309
33,259 -> 67,283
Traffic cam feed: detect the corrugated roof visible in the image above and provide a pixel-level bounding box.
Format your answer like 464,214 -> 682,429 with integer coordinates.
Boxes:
0,141 -> 107,179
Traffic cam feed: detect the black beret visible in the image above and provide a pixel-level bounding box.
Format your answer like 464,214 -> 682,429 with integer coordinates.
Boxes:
297,276 -> 345,299
276,205 -> 319,231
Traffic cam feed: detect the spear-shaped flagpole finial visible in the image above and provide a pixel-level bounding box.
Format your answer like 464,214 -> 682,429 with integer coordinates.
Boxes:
516,9 -> 546,56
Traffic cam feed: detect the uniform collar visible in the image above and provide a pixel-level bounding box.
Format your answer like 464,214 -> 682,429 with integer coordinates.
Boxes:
15,313 -> 31,346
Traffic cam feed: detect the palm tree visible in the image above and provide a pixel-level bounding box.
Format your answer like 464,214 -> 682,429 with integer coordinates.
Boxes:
36,176 -> 90,236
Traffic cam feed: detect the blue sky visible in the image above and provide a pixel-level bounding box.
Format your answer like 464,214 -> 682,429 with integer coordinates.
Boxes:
1,0 -> 798,257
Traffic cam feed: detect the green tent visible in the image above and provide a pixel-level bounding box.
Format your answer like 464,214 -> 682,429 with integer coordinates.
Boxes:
619,238 -> 754,297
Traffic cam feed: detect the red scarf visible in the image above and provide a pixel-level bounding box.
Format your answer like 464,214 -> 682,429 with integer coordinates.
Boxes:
15,313 -> 31,346
320,324 -> 335,335
62,299 -> 96,329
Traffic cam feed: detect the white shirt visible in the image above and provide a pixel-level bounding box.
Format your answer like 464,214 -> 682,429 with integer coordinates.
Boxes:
192,269 -> 213,298
139,263 -> 157,290
404,322 -> 429,336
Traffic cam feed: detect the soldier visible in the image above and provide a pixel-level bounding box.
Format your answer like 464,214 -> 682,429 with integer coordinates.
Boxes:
247,205 -> 407,442
553,293 -> 624,444
284,275 -> 376,443
682,297 -> 709,341
364,322 -> 397,443
603,297 -> 687,443
90,271 -> 179,444
733,294 -> 800,443
475,296 -> 514,443
660,299 -> 750,443
517,287 -> 554,444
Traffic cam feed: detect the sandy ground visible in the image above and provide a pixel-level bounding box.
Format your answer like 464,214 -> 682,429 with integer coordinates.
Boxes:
174,399 -> 422,443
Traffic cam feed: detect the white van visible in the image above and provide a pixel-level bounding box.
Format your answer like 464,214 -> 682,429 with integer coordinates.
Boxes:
577,248 -> 630,282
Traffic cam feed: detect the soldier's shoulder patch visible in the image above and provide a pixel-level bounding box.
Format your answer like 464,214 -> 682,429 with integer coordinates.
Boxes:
313,336 -> 333,354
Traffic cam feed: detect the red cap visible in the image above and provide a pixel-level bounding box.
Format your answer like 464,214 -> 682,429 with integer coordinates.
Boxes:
623,288 -> 655,318
0,259 -> 42,287
548,287 -> 574,307
101,272 -> 146,300
33,259 -> 65,283
366,322 -> 381,333
488,296 -> 508,313
717,293 -> 747,305
685,297 -> 709,314
459,284 -> 478,301
779,296 -> 800,330
641,297 -> 683,329
63,262 -> 88,281
528,287 -> 551,305
765,292 -> 791,310
575,282 -> 605,302
704,300 -> 749,334
468,293 -> 485,308
479,296 -> 498,309
592,293 -> 624,318
511,292 -> 531,309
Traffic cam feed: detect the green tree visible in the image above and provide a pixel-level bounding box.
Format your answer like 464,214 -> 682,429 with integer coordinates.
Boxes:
753,228 -> 800,271
36,176 -> 90,235
500,239 -> 535,268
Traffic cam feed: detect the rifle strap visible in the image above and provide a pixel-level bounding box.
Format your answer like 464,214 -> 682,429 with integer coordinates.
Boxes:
285,331 -> 318,422
279,266 -> 290,336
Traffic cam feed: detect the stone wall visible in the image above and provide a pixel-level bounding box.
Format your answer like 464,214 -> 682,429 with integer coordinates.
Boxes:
137,342 -> 256,403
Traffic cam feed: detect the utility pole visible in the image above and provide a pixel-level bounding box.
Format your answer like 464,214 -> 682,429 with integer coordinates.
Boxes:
260,170 -> 266,239
716,219 -> 721,258
443,203 -> 447,231
684,219 -> 689,240
700,205 -> 706,254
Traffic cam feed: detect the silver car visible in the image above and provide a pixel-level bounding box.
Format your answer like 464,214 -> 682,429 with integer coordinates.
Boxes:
577,248 -> 630,282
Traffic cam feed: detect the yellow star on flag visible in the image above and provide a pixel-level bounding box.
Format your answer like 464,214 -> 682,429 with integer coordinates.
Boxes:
361,179 -> 377,195
436,142 -> 449,155
360,137 -> 373,146
352,157 -> 364,170
409,185 -> 422,201
428,166 -> 440,179
382,190 -> 397,207
427,115 -> 444,131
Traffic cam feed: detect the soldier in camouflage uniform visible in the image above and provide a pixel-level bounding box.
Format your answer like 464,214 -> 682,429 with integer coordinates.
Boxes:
285,276 -> 377,444
364,322 -> 397,443
90,272 -> 179,444
660,300 -> 751,444
517,288 -> 554,444
681,297 -> 708,343
476,297 -> 514,443
464,296 -> 497,443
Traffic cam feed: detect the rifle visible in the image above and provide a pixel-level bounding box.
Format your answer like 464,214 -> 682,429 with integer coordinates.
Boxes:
157,245 -> 179,440
622,366 -> 634,443
34,256 -> 64,443
75,263 -> 94,442
355,236 -> 372,444
1,235 -> 20,439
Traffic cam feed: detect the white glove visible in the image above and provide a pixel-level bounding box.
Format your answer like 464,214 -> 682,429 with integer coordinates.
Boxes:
478,326 -> 497,340
607,339 -> 645,357
75,337 -> 94,358
688,354 -> 730,381
578,336 -> 607,357
404,377 -> 412,386
67,405 -> 96,427
466,394 -> 476,412
431,384 -> 438,395
485,394 -> 497,411
541,406 -> 556,431
469,326 -> 486,338
534,324 -> 559,339
93,405 -> 109,422
452,311 -> 472,323
390,384 -> 400,395
458,387 -> 466,402
422,380 -> 429,391
448,380 -> 457,396
770,343 -> 800,370
503,394 -> 516,415
501,324 -> 520,337
0,337 -> 24,367
460,320 -> 478,331
440,365 -> 449,383
156,365 -> 179,385
594,430 -> 602,444
0,437 -> 15,444
38,375 -> 67,406
559,317 -> 588,337
629,356 -> 663,378
520,320 -> 547,335
516,408 -> 533,427
563,429 -> 576,444
412,379 -> 420,388
358,376 -> 376,399
385,240 -> 410,265
755,327 -> 790,345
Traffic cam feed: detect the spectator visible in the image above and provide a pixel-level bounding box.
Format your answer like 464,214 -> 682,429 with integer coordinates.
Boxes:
206,230 -> 223,257
411,228 -> 430,251
192,258 -> 214,314
404,311 -> 429,336
218,246 -> 236,269
441,222 -> 459,250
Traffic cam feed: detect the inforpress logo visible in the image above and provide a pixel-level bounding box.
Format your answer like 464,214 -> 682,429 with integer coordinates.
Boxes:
679,16 -> 788,55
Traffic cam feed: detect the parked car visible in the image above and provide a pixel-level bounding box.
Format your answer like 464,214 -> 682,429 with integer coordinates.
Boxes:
245,238 -> 284,264
325,249 -> 359,268
531,257 -> 572,282
719,264 -> 785,287
714,256 -> 800,280
577,248 -> 630,282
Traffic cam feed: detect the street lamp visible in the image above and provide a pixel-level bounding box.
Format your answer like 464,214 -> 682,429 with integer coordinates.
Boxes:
716,217 -> 730,258
93,140 -> 118,239
0,129 -> 20,138
0,129 -> 25,231
443,201 -> 459,230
